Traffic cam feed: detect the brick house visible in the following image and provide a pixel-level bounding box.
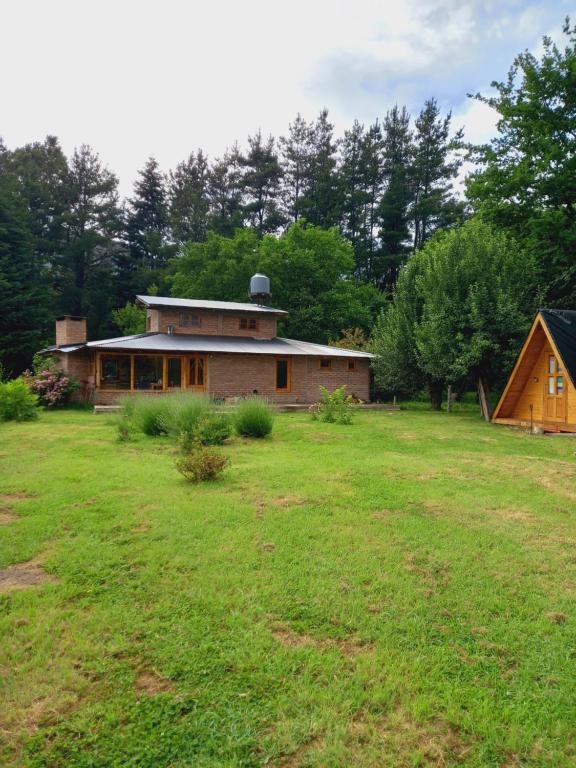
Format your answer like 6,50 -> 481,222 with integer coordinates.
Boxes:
46,294 -> 373,405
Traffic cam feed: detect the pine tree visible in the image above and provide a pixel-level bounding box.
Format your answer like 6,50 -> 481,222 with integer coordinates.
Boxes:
302,109 -> 341,227
340,121 -> 367,267
411,99 -> 464,250
207,146 -> 244,237
240,131 -> 284,235
0,189 -> 51,374
169,150 -> 210,244
359,121 -> 385,280
377,106 -> 413,291
127,157 -> 173,273
279,114 -> 313,224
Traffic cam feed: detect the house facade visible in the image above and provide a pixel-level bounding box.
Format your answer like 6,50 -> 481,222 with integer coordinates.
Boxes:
492,309 -> 576,433
47,295 -> 373,405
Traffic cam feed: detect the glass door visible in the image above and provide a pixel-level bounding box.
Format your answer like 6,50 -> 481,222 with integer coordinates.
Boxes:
545,354 -> 566,421
167,358 -> 182,389
188,356 -> 207,391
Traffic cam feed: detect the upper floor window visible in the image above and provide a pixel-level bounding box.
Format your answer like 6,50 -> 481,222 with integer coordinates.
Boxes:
239,317 -> 257,330
180,312 -> 201,328
319,358 -> 332,370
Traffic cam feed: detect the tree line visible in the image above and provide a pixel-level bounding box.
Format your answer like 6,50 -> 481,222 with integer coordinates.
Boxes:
0,99 -> 462,374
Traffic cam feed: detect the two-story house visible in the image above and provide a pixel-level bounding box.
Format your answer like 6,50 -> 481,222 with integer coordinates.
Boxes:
46,281 -> 373,405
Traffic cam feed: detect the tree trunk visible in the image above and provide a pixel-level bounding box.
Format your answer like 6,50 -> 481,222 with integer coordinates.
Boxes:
428,381 -> 443,411
478,376 -> 493,422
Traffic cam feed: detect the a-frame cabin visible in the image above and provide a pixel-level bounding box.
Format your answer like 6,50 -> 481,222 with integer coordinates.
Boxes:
492,310 -> 576,433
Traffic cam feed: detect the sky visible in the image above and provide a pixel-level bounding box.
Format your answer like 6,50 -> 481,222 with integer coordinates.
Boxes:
1,0 -> 574,195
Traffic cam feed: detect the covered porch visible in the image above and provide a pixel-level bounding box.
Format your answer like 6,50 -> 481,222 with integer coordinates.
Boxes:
96,352 -> 207,394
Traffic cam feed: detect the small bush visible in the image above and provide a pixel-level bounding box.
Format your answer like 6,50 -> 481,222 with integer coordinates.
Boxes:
116,415 -> 135,442
234,397 -> 274,438
311,385 -> 358,424
162,393 -> 210,436
176,447 -> 229,483
134,397 -> 172,436
193,412 -> 232,446
0,378 -> 39,421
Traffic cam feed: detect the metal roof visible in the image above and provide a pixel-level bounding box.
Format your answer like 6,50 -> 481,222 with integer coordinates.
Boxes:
136,295 -> 287,316
79,332 -> 374,358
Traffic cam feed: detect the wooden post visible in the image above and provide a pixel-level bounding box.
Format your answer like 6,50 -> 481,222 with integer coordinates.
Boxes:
478,377 -> 492,422
446,385 -> 452,413
130,354 -> 135,391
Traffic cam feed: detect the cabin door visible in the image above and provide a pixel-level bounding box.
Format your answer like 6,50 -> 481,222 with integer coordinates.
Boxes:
187,355 -> 207,392
544,353 -> 566,422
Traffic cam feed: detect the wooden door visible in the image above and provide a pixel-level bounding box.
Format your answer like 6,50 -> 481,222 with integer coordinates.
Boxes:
544,353 -> 566,421
188,355 -> 207,391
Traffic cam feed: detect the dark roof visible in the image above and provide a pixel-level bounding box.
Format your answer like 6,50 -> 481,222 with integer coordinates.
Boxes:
136,295 -> 287,316
53,332 -> 374,359
540,309 -> 576,387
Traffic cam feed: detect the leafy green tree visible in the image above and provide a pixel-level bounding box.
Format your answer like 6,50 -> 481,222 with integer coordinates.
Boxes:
0,189 -> 51,374
467,19 -> 576,305
411,99 -> 464,249
111,301 -> 147,335
169,151 -> 210,244
240,132 -> 285,235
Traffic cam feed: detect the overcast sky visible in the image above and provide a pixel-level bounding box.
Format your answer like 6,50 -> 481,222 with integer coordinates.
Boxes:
2,0 -> 573,195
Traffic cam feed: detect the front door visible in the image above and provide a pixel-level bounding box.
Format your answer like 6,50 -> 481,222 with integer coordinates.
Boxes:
544,353 -> 566,421
188,355 -> 207,391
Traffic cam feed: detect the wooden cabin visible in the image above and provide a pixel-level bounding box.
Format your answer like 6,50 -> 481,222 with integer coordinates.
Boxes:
492,309 -> 576,433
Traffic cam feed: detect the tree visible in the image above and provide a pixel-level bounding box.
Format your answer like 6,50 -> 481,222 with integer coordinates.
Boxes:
111,301 -> 146,335
300,109 -> 341,228
0,189 -> 51,374
377,106 -> 413,290
207,146 -> 244,237
169,151 -> 210,244
411,99 -> 464,250
240,132 -> 284,235
279,114 -> 313,224
127,157 -> 173,273
466,19 -> 576,305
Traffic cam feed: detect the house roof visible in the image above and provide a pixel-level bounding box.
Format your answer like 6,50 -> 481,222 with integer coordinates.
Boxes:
50,332 -> 374,358
136,295 -> 288,316
540,309 -> 576,387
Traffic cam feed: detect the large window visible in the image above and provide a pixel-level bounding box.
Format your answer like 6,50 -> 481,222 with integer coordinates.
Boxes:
100,355 -> 131,389
276,357 -> 290,392
189,356 -> 205,387
180,312 -> 201,328
135,356 -> 163,390
167,358 -> 181,388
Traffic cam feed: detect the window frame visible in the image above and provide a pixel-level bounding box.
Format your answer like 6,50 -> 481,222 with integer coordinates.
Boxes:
275,356 -> 291,393
239,317 -> 258,331
318,357 -> 332,370
179,311 -> 202,328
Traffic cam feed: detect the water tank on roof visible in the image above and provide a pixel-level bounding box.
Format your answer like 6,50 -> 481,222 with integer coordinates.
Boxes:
249,273 -> 271,304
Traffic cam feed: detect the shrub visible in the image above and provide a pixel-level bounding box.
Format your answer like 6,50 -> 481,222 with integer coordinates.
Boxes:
162,393 -> 210,437
0,378 -> 39,421
234,397 -> 274,438
27,367 -> 80,407
193,411 -> 232,446
176,447 -> 229,482
311,385 -> 358,424
116,415 -> 135,442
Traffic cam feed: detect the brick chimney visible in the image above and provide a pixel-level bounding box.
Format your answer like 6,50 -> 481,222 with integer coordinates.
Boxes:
55,316 -> 87,347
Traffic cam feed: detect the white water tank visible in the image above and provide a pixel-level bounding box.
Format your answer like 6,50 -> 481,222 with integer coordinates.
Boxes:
249,273 -> 271,304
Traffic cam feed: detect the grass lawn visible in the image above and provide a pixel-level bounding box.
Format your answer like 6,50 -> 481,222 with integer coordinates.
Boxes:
1,408 -> 576,767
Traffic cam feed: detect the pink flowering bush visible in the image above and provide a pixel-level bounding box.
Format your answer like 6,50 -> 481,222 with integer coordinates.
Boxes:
27,368 -> 80,407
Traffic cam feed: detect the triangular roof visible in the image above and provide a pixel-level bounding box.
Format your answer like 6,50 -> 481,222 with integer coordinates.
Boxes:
493,309 -> 576,421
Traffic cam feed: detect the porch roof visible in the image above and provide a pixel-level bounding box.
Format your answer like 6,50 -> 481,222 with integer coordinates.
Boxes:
79,332 -> 374,358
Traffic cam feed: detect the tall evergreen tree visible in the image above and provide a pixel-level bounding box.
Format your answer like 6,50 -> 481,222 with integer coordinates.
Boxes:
240,132 -> 284,235
377,106 -> 413,291
0,189 -> 51,374
169,150 -> 210,244
340,120 -> 367,267
207,146 -> 244,237
127,157 -> 173,273
279,114 -> 313,224
301,109 -> 341,227
411,99 -> 464,250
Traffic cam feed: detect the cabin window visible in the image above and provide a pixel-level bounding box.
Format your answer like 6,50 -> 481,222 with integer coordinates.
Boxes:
240,317 -> 257,330
180,312 -> 201,328
167,358 -> 182,388
189,357 -> 205,387
549,355 -> 556,374
100,355 -> 131,389
319,358 -> 332,370
276,358 -> 291,391
348,360 -> 357,371
548,376 -> 555,395
135,356 -> 163,390
557,375 -> 564,394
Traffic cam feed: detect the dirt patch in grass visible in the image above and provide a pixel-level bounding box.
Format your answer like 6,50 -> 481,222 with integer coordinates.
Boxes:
271,624 -> 374,656
0,509 -> 18,524
273,733 -> 324,767
0,491 -> 34,502
135,671 -> 175,696
0,556 -> 59,593
132,521 -> 150,534
403,551 -> 450,591
72,498 -> 98,508
489,507 -> 536,524
272,494 -> 307,509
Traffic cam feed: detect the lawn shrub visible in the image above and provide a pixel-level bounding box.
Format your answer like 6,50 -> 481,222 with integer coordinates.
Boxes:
118,395 -> 171,436
163,393 -> 210,437
234,397 -> 274,438
311,385 -> 357,424
193,411 -> 232,446
175,447 -> 229,482
116,415 -> 135,442
0,378 -> 39,421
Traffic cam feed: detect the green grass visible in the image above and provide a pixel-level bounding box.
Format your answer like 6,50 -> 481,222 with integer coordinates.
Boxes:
1,408 -> 576,767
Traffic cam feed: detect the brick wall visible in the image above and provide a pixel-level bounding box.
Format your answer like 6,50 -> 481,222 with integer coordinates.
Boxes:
146,308 -> 277,338
54,350 -> 95,402
91,352 -> 370,404
55,316 -> 87,346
